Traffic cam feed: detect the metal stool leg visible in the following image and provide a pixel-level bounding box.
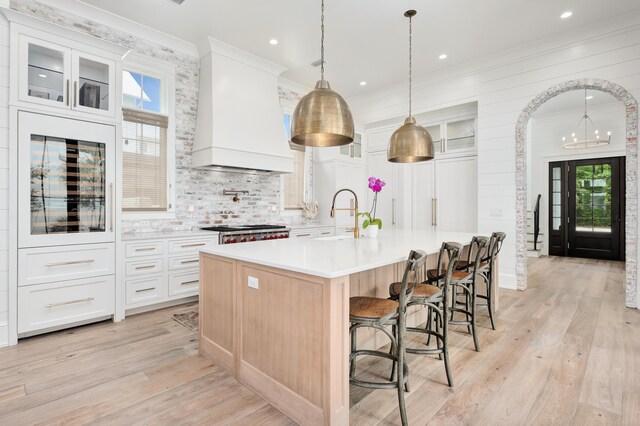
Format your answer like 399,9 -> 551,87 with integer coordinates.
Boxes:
350,326 -> 357,378
486,270 -> 496,330
471,283 -> 480,352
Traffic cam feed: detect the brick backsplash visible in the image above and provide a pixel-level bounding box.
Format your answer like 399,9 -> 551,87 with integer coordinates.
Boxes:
12,0 -> 315,235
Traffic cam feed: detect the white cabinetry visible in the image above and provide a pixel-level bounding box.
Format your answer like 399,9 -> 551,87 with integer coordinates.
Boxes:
289,226 -> 335,239
313,159 -> 365,227
13,22 -> 121,120
122,235 -> 218,312
412,156 -> 478,232
366,128 -> 403,229
423,115 -> 476,157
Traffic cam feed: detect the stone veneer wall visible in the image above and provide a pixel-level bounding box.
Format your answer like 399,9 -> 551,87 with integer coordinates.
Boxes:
12,0 -> 312,235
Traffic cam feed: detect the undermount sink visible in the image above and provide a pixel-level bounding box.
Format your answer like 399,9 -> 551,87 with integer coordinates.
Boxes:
314,235 -> 354,241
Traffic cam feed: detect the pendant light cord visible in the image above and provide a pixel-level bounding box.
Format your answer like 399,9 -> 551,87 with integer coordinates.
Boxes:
408,13 -> 413,117
320,0 -> 325,81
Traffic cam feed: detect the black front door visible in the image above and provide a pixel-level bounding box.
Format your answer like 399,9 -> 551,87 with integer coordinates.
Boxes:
548,157 -> 624,260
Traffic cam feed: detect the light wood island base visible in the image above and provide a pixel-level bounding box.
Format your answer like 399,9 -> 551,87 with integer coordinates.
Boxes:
199,249 -> 498,425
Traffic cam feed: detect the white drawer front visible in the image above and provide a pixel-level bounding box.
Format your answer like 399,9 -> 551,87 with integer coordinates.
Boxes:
18,276 -> 115,334
125,241 -> 165,258
168,238 -> 217,255
316,227 -> 335,237
126,276 -> 166,306
125,258 -> 164,277
290,229 -> 317,239
168,255 -> 199,271
19,244 -> 115,287
168,272 -> 199,297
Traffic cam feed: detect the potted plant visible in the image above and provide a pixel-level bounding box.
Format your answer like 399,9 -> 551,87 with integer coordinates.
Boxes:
359,176 -> 385,238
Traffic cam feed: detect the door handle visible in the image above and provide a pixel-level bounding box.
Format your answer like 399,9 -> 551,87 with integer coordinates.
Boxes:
434,198 -> 438,227
73,81 -> 78,108
392,198 -> 396,226
431,198 -> 436,227
109,183 -> 114,232
66,79 -> 70,106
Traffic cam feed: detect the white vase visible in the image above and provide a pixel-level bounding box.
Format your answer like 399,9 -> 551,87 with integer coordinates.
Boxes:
364,225 -> 379,238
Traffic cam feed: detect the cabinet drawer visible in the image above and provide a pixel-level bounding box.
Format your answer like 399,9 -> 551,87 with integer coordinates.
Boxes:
125,258 -> 164,277
290,229 -> 317,239
18,244 -> 115,287
125,241 -> 165,258
168,238 -> 216,255
168,272 -> 199,297
126,276 -> 166,306
18,276 -> 115,334
316,227 -> 335,237
168,255 -> 199,271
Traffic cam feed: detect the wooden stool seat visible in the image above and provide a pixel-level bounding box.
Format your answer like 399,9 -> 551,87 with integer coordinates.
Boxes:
389,282 -> 441,299
350,296 -> 398,319
451,270 -> 471,280
455,260 -> 488,270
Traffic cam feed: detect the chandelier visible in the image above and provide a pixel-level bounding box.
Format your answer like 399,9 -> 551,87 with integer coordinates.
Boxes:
562,89 -> 611,149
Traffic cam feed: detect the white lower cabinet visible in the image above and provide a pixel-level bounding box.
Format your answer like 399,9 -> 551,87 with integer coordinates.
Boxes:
123,235 -> 217,312
18,275 -> 115,334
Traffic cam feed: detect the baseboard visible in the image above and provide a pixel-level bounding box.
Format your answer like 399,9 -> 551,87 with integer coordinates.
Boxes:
0,323 -> 8,348
498,273 -> 517,290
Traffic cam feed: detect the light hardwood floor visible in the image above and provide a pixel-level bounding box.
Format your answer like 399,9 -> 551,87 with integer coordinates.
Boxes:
0,256 -> 637,425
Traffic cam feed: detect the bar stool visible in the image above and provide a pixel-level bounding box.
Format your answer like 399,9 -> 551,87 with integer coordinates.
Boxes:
349,250 -> 428,426
449,236 -> 489,352
475,232 -> 506,330
388,242 -> 463,387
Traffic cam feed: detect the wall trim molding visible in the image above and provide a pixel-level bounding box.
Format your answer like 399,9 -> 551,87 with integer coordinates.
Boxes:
515,78 -> 638,308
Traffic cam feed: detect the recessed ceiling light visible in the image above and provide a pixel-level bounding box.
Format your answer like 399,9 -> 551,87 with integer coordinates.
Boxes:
586,95 -> 594,100
38,73 -> 47,78
560,11 -> 573,19
269,39 -> 278,45
360,81 -> 367,86
438,54 -> 447,60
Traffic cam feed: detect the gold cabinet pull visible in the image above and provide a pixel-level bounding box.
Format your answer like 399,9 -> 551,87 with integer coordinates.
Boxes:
181,280 -> 199,286
135,287 -> 156,293
180,243 -> 206,248
73,81 -> 77,107
295,233 -> 312,237
180,259 -> 199,265
134,265 -> 156,270
66,79 -> 70,106
135,247 -> 156,252
46,297 -> 95,308
46,259 -> 95,267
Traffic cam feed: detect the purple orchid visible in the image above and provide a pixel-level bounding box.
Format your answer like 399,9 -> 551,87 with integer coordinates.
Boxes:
368,176 -> 386,193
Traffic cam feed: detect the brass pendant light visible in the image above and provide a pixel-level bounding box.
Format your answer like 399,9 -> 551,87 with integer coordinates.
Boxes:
290,0 -> 354,147
387,10 -> 434,163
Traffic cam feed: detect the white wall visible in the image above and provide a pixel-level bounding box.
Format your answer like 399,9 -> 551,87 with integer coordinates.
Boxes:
0,12 -> 8,345
530,101 -> 627,255
349,12 -> 640,290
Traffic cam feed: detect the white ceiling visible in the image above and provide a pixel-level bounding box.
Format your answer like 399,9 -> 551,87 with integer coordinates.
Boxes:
533,89 -> 623,117
76,0 -> 640,96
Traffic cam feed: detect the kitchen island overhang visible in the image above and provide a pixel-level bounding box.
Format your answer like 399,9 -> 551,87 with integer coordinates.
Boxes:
198,230 -> 495,425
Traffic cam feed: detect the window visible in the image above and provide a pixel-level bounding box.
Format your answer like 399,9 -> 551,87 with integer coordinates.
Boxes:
282,113 -> 306,209
121,61 -> 175,215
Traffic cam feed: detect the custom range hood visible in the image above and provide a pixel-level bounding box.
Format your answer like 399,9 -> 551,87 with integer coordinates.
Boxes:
192,37 -> 293,174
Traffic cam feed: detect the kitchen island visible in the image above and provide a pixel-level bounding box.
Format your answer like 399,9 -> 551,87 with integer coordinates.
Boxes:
198,230 -> 494,425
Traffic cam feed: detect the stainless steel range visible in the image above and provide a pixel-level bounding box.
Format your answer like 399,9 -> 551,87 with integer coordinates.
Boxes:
201,225 -> 290,245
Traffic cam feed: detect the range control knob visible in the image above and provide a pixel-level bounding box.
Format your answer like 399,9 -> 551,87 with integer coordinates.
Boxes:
262,236 -> 268,240
251,237 -> 257,242
241,238 -> 247,243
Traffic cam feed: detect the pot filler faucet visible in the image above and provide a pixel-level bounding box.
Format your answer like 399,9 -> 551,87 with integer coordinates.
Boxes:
330,189 -> 360,239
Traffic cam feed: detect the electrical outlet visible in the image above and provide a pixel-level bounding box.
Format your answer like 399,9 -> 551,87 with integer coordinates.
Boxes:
248,276 -> 259,289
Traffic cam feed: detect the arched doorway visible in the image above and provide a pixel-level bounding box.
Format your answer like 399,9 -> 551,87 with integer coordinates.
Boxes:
515,79 -> 638,308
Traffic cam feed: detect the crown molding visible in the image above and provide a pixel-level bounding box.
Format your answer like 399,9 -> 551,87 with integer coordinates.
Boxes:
32,0 -> 199,57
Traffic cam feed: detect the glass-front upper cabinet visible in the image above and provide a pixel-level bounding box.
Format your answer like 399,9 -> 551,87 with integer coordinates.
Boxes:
425,124 -> 442,154
19,35 -> 116,118
445,117 -> 476,152
339,132 -> 363,158
18,112 -> 116,248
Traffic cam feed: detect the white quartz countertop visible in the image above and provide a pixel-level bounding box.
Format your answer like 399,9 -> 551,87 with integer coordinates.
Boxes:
200,229 -> 477,278
122,229 -> 218,241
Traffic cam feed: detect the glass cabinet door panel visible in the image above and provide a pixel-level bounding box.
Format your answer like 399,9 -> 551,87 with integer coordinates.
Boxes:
425,124 -> 442,153
446,118 -> 476,151
28,43 -> 66,103
30,135 -> 106,235
78,57 -> 110,111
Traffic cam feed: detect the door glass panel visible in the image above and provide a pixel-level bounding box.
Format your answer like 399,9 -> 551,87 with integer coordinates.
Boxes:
78,57 -> 110,111
425,124 -> 441,153
575,164 -> 611,232
551,166 -> 562,230
30,135 -> 106,235
446,118 -> 475,151
28,44 -> 65,103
